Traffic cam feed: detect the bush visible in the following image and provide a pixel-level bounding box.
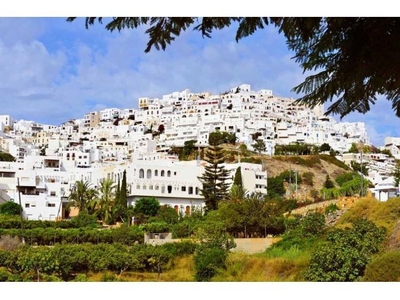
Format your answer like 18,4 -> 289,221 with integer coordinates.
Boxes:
70,213 -> 98,228
325,204 -> 339,215
363,251 -> 400,281
302,172 -> 314,186
193,246 -> 228,281
305,219 -> 386,282
0,235 -> 22,251
335,172 -> 358,186
0,201 -> 22,216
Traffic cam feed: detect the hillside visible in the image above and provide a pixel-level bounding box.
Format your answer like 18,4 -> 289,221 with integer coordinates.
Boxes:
220,143 -> 352,197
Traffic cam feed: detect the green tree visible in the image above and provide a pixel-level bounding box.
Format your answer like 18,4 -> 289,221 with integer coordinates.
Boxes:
94,178 -> 116,225
0,152 -> 15,162
193,210 -> 236,281
182,139 -> 197,159
151,205 -> 179,225
208,131 -> 224,146
348,143 -> 359,153
67,180 -> 98,214
233,167 -> 243,188
393,161 -> 400,188
133,197 -> 160,218
198,145 -> 231,212
380,149 -> 393,157
252,139 -> 266,154
319,143 -> 331,152
305,219 -> 386,282
0,201 -> 22,216
113,170 -> 128,223
69,17 -> 400,118
266,176 -> 285,198
323,175 -> 335,189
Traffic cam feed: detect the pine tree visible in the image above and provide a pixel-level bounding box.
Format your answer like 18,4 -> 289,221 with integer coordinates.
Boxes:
198,145 -> 231,212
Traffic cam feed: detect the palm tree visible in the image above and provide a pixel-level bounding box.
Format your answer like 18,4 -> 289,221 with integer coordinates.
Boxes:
86,188 -> 99,215
67,180 -> 96,214
94,178 -> 116,225
228,184 -> 247,204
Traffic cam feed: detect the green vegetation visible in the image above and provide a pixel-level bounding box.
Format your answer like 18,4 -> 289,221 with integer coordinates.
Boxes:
198,145 -> 231,212
208,131 -> 237,146
363,251 -> 400,281
0,201 -> 22,216
305,219 -> 386,282
0,152 -> 15,162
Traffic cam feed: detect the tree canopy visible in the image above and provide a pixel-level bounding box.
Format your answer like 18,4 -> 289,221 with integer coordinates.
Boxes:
67,17 -> 400,119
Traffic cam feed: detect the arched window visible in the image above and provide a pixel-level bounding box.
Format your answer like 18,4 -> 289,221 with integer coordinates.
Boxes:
155,170 -> 158,176
161,170 -> 165,177
139,169 -> 144,178
167,170 -> 171,177
174,205 -> 179,213
146,169 -> 151,179
185,206 -> 191,216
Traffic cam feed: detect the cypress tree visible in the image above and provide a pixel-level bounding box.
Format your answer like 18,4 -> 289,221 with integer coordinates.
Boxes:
198,145 -> 231,212
233,166 -> 243,188
120,170 -> 127,208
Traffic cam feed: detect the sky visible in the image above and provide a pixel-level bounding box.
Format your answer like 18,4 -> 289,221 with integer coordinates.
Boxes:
0,2 -> 399,148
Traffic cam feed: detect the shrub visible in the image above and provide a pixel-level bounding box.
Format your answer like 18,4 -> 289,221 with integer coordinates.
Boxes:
305,219 -> 386,282
193,246 -> 228,281
325,203 -> 339,215
0,235 -> 22,251
302,172 -> 314,186
70,213 -> 98,228
0,201 -> 22,216
335,172 -> 358,186
363,251 -> 400,281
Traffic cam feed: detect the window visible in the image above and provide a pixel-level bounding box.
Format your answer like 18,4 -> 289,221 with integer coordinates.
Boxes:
188,187 -> 193,195
167,185 -> 172,194
161,170 -> 165,177
25,203 -> 30,208
50,191 -> 56,196
47,203 -> 56,207
147,169 -> 152,179
181,186 -> 186,192
174,172 -> 177,176
155,170 -> 158,176
167,171 -> 171,177
139,169 -> 144,178
195,187 -> 199,195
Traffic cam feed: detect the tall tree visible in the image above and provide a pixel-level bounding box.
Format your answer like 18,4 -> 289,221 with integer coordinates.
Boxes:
68,17 -> 400,118
233,167 -> 243,188
94,178 -> 116,225
198,145 -> 231,212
